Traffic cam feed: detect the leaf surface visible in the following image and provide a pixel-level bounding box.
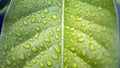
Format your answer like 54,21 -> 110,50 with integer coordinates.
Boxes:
0,0 -> 119,68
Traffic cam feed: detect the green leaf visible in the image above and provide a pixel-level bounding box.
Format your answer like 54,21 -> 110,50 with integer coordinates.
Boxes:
0,0 -> 119,68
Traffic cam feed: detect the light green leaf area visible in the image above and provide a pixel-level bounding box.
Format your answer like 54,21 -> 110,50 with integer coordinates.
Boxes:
0,0 -> 119,68
117,0 -> 120,4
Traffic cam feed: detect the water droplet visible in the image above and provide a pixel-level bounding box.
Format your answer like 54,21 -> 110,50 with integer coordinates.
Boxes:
12,57 -> 16,61
80,59 -> 83,62
47,18 -> 52,21
52,55 -> 59,60
39,43 -> 44,48
35,27 -> 41,31
52,14 -> 57,20
71,47 -> 75,51
101,61 -> 105,64
26,62 -> 32,67
54,46 -> 60,53
27,53 -> 32,57
70,28 -> 74,31
42,20 -> 47,24
34,3 -> 38,8
44,37 -> 51,43
23,5 -> 26,8
32,59 -> 37,64
20,28 -> 23,31
44,8 -> 49,14
48,0 -> 52,6
23,44 -> 31,49
29,38 -> 34,42
72,32 -> 75,36
39,63 -> 44,68
41,14 -> 46,18
6,60 -> 12,66
102,26 -> 106,32
77,38 -> 84,43
19,54 -> 26,61
72,63 -> 77,68
89,46 -> 95,51
81,24 -> 86,27
82,51 -> 86,56
41,0 -> 45,4
23,20 -> 28,26
50,30 -> 54,36
31,17 -> 36,23
95,57 -> 100,61
4,45 -> 8,50
98,45 -> 102,49
40,52 -> 45,55
16,33 -> 22,37
98,7 -> 102,11
56,27 -> 60,32
37,19 -> 41,23
46,60 -> 53,67
74,5 -> 78,9
11,47 -> 14,52
101,13 -> 105,16
55,34 -> 59,40
31,46 -> 38,52
84,3 -> 87,6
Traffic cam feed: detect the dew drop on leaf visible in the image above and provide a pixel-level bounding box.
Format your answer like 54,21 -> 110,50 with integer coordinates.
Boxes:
98,7 -> 102,11
77,38 -> 84,43
19,54 -> 26,61
52,14 -> 57,20
11,47 -> 14,52
35,27 -> 41,31
42,20 -> 47,24
72,63 -> 77,68
89,46 -> 95,51
26,62 -> 32,67
71,47 -> 75,52
44,37 -> 51,43
46,60 -> 53,67
56,27 -> 60,32
16,33 -> 22,37
55,34 -> 59,40
37,19 -> 41,23
27,53 -> 32,57
31,46 -> 38,52
39,62 -> 44,68
32,59 -> 37,64
54,46 -> 61,53
44,8 -> 49,14
12,57 -> 16,61
52,55 -> 59,60
6,60 -> 12,66
41,14 -> 46,18
41,0 -> 45,4
50,30 -> 54,36
23,20 -> 28,26
23,44 -> 31,49
48,0 -> 52,6
31,17 -> 36,23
